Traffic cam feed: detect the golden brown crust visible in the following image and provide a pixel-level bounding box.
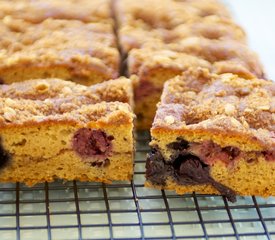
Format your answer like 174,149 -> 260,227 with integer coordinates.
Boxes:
152,68 -> 275,151
0,0 -> 113,24
0,18 -> 119,83
0,97 -> 133,127
0,76 -> 136,127
0,76 -> 135,108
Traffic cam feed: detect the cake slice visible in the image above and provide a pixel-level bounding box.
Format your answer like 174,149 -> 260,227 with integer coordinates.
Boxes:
0,17 -> 119,85
146,68 -> 274,201
0,0 -> 113,24
0,78 -> 135,186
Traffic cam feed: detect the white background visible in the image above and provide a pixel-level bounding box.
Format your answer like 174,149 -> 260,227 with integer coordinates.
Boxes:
225,0 -> 275,79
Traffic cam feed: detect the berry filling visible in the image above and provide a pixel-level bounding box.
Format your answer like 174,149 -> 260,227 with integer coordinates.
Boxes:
72,128 -> 114,165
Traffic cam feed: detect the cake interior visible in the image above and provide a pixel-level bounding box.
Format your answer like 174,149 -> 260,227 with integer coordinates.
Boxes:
0,122 -> 134,186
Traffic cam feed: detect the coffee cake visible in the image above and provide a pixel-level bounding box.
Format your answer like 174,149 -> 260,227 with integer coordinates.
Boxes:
0,78 -> 135,186
146,69 -> 274,201
0,17 -> 119,85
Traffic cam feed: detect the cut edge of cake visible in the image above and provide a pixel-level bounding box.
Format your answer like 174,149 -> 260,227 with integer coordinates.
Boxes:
0,77 -> 136,186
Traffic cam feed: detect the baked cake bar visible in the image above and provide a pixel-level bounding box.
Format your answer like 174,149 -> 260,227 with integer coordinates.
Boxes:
0,17 -> 119,85
146,68 -> 275,201
0,0 -> 113,24
0,78 -> 135,186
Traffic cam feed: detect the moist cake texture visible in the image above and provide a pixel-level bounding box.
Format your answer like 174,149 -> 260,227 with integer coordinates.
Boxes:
0,17 -> 119,85
146,69 -> 275,201
0,78 -> 135,186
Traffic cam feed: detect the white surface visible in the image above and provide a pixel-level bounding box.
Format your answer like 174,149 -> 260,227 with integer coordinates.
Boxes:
224,0 -> 275,79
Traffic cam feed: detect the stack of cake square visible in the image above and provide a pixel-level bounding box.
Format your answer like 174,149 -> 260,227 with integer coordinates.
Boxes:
0,0 -> 119,84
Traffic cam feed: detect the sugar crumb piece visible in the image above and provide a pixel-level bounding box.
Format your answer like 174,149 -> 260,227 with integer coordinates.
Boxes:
35,81 -> 50,93
257,105 -> 270,110
224,103 -> 236,115
3,107 -> 16,121
5,98 -> 16,105
164,115 -> 175,125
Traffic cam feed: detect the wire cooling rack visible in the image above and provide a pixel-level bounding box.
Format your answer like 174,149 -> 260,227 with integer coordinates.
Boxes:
0,131 -> 274,240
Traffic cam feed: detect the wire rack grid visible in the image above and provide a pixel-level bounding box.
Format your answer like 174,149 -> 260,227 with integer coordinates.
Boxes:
0,131 -> 274,240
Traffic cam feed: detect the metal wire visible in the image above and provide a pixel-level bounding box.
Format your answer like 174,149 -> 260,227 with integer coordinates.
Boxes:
0,131 -> 274,240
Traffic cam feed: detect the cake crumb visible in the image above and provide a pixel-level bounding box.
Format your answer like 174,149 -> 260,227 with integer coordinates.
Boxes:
164,115 -> 175,125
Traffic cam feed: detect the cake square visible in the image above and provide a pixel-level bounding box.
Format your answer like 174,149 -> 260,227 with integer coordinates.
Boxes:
0,17 -> 119,85
0,77 -> 135,186
146,68 -> 274,201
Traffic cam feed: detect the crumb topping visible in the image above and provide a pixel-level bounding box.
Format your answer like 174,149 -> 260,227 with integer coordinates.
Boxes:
154,68 -> 275,149
115,0 -> 230,30
119,16 -> 246,52
0,98 -> 133,126
0,77 -> 135,107
128,48 -> 212,75
0,0 -> 112,24
0,18 -> 119,78
129,37 -> 264,79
